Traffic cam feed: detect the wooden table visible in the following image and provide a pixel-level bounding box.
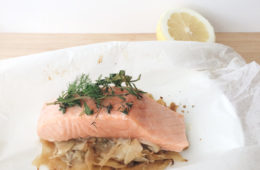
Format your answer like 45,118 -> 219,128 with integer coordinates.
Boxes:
0,33 -> 260,64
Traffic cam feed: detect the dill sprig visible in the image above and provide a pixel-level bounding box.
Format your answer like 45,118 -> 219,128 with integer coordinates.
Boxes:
49,70 -> 144,115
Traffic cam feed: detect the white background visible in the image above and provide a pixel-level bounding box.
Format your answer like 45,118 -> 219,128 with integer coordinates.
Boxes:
0,0 -> 259,33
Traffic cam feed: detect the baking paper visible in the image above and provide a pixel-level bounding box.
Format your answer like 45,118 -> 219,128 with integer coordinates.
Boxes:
0,41 -> 259,170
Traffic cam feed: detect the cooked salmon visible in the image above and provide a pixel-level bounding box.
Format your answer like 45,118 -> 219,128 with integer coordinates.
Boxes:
37,89 -> 189,152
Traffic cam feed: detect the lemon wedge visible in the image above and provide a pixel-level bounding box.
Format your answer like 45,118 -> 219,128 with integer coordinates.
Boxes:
157,8 -> 215,42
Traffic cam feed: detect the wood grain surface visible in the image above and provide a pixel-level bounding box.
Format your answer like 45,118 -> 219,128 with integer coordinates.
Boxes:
0,33 -> 260,64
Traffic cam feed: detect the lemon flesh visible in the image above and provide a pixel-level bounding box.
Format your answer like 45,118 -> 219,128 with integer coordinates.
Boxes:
168,13 -> 209,41
157,8 -> 215,42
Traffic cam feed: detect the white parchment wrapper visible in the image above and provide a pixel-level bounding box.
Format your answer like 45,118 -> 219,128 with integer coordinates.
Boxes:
0,41 -> 259,170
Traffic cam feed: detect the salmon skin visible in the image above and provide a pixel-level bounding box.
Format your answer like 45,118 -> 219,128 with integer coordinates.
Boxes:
37,89 -> 189,152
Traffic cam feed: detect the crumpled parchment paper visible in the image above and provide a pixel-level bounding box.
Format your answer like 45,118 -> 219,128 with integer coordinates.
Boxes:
0,41 -> 259,170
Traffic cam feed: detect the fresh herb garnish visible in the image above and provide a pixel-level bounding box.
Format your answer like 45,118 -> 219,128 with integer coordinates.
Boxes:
49,70 -> 144,115
84,102 -> 94,115
106,104 -> 113,114
121,102 -> 133,114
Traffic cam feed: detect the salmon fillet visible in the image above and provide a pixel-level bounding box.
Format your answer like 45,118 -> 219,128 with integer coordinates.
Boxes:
37,92 -> 189,152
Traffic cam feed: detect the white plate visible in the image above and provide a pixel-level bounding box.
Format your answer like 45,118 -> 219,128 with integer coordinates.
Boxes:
0,41 -> 248,169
